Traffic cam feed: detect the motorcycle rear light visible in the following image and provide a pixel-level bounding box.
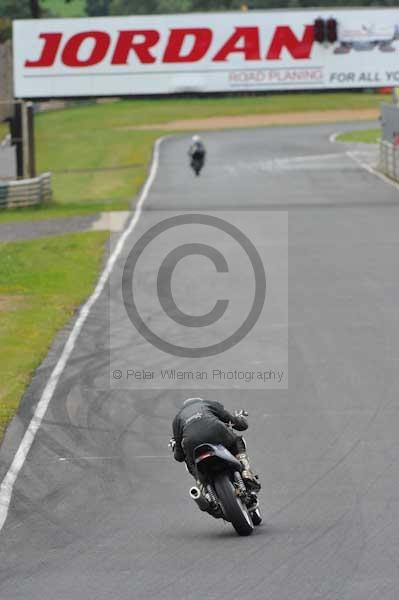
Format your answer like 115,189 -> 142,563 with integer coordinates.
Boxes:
199,452 -> 212,460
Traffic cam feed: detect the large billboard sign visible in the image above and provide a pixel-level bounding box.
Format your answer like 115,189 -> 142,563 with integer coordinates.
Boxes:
13,9 -> 399,97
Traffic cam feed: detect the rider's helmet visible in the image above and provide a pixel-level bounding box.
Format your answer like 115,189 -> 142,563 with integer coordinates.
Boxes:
192,135 -> 200,143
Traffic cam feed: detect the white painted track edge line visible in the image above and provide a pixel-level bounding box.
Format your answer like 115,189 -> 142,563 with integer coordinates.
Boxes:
0,136 -> 165,532
329,131 -> 339,144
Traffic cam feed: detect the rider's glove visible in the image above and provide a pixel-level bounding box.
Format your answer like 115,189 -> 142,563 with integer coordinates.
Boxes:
235,409 -> 248,418
232,410 -> 248,431
168,438 -> 176,451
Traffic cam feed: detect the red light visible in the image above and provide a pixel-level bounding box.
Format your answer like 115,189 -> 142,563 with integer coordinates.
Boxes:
326,18 -> 338,44
314,18 -> 325,44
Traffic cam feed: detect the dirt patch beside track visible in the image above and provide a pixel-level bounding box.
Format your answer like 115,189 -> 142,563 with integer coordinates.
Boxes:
0,295 -> 24,313
128,108 -> 378,131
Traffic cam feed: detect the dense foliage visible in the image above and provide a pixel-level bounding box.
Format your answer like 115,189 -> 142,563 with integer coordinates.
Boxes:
0,0 -> 397,20
106,0 -> 399,15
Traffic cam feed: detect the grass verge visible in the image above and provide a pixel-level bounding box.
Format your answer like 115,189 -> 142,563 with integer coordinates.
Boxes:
0,231 -> 108,440
336,128 -> 380,144
0,121 -> 9,141
0,92 -> 382,224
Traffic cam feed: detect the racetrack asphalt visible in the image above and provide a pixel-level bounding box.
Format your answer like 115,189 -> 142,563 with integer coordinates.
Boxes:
1,121 -> 399,600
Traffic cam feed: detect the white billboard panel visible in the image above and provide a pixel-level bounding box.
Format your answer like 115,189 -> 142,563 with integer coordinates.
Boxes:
12,9 -> 399,97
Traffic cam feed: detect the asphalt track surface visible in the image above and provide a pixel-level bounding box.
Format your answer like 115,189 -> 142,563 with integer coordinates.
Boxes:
1,122 -> 399,599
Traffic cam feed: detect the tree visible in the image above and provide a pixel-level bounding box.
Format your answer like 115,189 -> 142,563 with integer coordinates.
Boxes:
190,0 -> 241,10
109,0 -> 158,15
153,0 -> 192,13
29,0 -> 41,18
0,0 -> 80,20
0,0 -> 31,19
86,0 -> 110,16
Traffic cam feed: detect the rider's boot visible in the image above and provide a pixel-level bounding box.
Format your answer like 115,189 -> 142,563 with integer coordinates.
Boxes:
236,453 -> 261,492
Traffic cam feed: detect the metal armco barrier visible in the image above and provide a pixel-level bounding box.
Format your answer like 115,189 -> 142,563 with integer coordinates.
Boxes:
379,103 -> 399,182
380,103 -> 399,143
0,172 -> 52,208
379,141 -> 399,182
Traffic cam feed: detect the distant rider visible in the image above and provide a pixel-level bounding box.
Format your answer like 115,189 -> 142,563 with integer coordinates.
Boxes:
188,135 -> 206,167
171,397 -> 260,491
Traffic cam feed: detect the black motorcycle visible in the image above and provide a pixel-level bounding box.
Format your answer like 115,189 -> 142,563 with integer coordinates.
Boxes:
188,438 -> 262,536
190,151 -> 205,176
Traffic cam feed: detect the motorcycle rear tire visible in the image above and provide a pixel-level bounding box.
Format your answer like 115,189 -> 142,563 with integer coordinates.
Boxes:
214,474 -> 254,536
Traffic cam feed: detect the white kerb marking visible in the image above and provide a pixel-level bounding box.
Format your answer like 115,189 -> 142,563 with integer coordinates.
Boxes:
346,150 -> 399,191
0,136 -> 165,532
329,131 -> 339,144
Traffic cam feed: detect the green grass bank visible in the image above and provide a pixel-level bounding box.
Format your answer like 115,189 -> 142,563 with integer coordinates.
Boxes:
0,231 -> 108,439
336,128 -> 380,144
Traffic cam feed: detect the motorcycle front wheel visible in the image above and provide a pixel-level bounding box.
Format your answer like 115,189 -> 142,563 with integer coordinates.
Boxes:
214,474 -> 254,536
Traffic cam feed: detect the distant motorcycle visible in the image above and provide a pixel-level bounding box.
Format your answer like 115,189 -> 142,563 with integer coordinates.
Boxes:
188,135 -> 206,176
190,152 -> 205,176
182,411 -> 262,536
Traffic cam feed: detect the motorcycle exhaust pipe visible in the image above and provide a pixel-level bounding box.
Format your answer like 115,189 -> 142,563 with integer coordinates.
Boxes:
189,486 -> 211,512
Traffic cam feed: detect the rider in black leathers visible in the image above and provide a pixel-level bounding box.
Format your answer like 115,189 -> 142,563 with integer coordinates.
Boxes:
188,135 -> 206,173
171,397 -> 260,490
